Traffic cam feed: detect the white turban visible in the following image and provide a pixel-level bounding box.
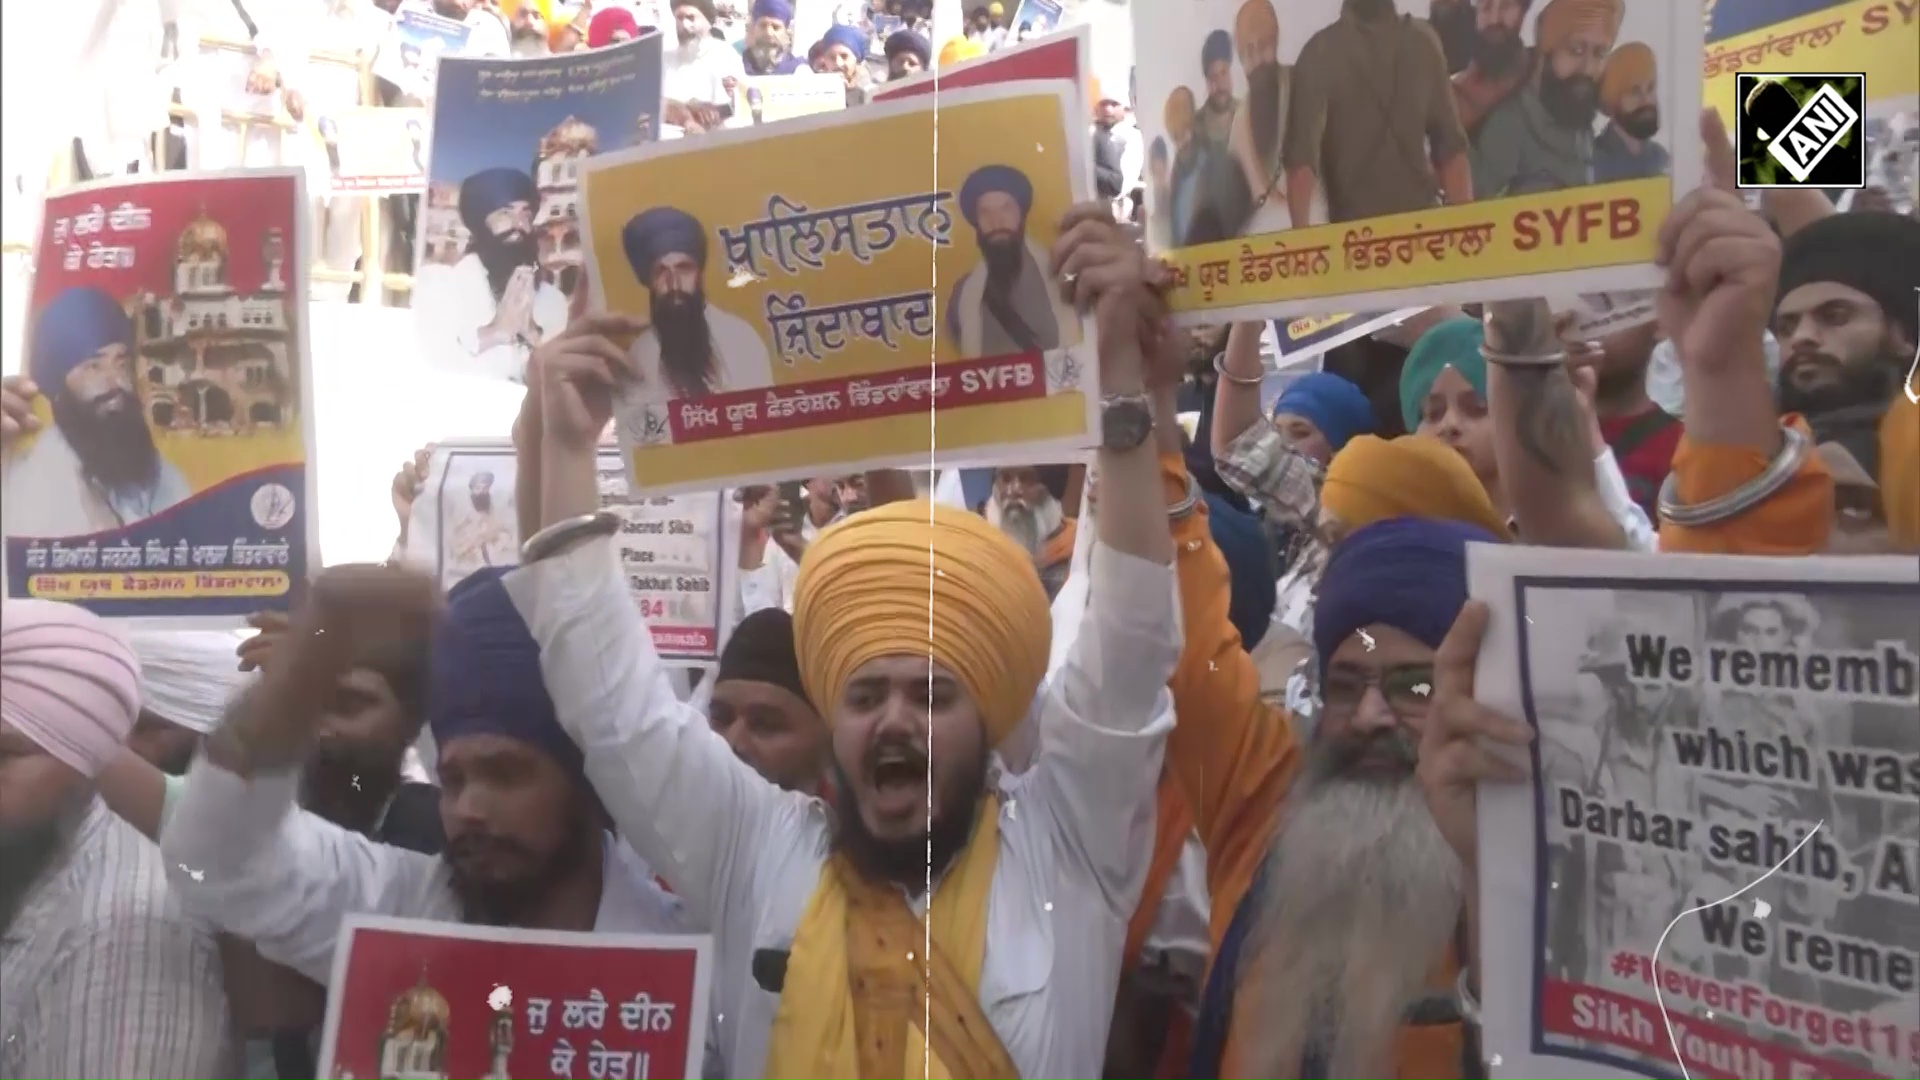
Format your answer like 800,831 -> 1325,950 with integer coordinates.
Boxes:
128,630 -> 252,735
0,599 -> 142,778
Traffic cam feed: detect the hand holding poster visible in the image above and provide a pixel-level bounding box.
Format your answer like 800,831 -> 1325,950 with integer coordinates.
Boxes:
317,916 -> 712,1080
579,83 -> 1096,495
404,440 -> 730,663
3,170 -> 314,624
1469,544 -> 1920,1079
414,36 -> 665,384
1132,0 -> 1704,322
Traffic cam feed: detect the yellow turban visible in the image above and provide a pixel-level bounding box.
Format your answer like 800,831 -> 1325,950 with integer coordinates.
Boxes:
938,36 -> 985,67
1323,435 -> 1512,540
1235,0 -> 1279,47
1599,42 -> 1656,114
1164,85 -> 1197,139
792,500 -> 1050,746
1535,0 -> 1623,57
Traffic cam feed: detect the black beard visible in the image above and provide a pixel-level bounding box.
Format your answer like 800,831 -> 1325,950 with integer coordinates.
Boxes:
1779,350 -> 1899,474
52,387 -> 161,494
651,289 -> 714,397
1617,105 -> 1661,140
448,800 -> 599,926
1247,60 -> 1284,169
0,795 -> 87,936
1539,67 -> 1599,130
300,737 -> 405,833
830,744 -> 987,889
1431,1 -> 1477,74
473,227 -> 538,301
979,232 -> 1025,283
1473,28 -> 1525,78
471,492 -> 493,514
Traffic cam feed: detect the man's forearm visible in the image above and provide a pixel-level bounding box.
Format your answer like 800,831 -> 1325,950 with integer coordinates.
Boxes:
1097,350 -> 1176,566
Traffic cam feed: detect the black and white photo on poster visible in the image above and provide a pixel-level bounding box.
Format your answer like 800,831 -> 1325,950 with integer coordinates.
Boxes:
1469,545 -> 1918,1080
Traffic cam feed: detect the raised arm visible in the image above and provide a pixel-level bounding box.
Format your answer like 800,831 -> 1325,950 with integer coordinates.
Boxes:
1028,205 -> 1182,911
510,315 -> 805,923
161,567 -> 455,983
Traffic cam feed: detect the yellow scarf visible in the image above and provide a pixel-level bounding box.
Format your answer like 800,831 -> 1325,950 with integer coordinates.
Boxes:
765,797 -> 1017,1079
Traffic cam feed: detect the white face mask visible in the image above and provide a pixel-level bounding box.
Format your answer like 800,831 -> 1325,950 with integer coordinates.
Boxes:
1645,329 -> 1782,416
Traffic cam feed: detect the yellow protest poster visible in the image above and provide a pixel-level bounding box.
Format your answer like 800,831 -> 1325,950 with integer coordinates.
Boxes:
579,84 -> 1096,495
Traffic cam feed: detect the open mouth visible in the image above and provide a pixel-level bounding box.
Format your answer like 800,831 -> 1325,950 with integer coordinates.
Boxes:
868,745 -> 928,816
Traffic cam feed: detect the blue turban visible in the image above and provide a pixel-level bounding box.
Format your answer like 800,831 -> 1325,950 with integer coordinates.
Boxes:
1399,316 -> 1488,431
1202,29 -> 1233,70
1203,491 -> 1278,650
885,29 -> 931,66
820,24 -> 869,59
1312,516 -> 1498,674
959,164 -> 1033,229
30,286 -> 134,397
457,167 -> 537,237
1273,372 -> 1376,453
621,207 -> 707,283
429,567 -> 589,788
750,0 -> 793,23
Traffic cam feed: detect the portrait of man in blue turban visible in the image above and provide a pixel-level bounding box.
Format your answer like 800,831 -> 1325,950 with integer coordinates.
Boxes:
618,206 -> 773,414
412,166 -> 569,382
5,286 -> 190,536
944,164 -> 1075,360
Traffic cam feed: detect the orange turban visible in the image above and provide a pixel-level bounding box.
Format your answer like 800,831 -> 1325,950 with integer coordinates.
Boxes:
938,36 -> 985,67
1882,392 -> 1919,549
792,500 -> 1050,745
1164,86 -> 1197,139
1535,0 -> 1623,57
1322,435 -> 1511,540
1599,42 -> 1656,114
1235,0 -> 1279,47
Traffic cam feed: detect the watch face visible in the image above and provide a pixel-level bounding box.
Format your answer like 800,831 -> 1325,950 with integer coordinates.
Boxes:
1102,398 -> 1154,450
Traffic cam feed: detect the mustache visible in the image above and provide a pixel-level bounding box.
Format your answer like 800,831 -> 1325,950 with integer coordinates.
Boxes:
863,733 -> 928,775
1312,727 -> 1420,781
446,831 -> 539,866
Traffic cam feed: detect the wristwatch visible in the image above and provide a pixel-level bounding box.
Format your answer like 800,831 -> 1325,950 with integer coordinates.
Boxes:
1099,392 -> 1155,452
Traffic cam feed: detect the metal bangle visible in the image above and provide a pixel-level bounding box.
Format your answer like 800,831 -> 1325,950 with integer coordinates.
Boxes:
1168,471 -> 1202,520
1478,344 -> 1570,367
520,510 -> 620,564
1455,965 -> 1482,1028
1657,424 -> 1810,527
1212,352 -> 1266,386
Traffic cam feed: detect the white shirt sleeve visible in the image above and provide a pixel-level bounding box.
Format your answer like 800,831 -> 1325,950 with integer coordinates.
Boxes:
159,758 -> 449,983
1593,447 -> 1659,552
503,538 -> 803,926
1017,542 -> 1180,914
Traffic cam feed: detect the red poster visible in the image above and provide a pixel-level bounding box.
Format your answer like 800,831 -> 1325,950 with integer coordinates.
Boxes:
872,24 -> 1087,103
318,916 -> 712,1080
7,168 -> 314,623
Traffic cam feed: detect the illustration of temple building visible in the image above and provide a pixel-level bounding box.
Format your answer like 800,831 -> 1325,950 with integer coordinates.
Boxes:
132,209 -> 297,435
534,115 -> 597,226
377,972 -> 449,1080
421,182 -> 469,266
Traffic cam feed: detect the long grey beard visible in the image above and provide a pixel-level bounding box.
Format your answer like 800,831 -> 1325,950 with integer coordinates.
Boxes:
985,493 -> 1064,556
1234,773 -> 1465,1077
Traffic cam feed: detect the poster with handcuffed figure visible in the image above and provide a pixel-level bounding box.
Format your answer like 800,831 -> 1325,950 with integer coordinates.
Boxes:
1132,0 -> 1704,322
1470,544 -> 1920,1080
580,83 -> 1096,496
414,36 -> 664,384
2,169 -> 314,624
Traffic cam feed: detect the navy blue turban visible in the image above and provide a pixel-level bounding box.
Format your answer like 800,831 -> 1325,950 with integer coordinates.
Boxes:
750,0 -> 793,23
1204,491 -> 1278,650
621,207 -> 707,284
429,567 -> 588,788
959,164 -> 1033,229
1273,371 -> 1376,454
1312,516 -> 1498,675
716,608 -> 809,704
885,29 -> 931,66
1202,29 -> 1233,70
457,167 -> 537,237
30,286 -> 134,397
820,24 -> 869,59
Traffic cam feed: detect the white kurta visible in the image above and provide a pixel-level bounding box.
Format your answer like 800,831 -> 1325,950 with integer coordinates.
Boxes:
412,252 -> 569,382
2,425 -> 192,537
159,763 -> 689,985
503,534 -> 1181,1079
663,36 -> 744,108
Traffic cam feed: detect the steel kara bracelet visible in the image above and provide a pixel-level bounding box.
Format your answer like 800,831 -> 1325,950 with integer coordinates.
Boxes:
520,510 -> 621,563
